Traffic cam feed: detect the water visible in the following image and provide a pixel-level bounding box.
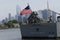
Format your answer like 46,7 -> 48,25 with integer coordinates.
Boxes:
0,28 -> 21,40
0,28 -> 59,40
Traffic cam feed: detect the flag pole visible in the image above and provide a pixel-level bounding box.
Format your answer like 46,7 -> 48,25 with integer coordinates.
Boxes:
19,6 -> 23,24
26,3 -> 29,24
22,16 -> 23,24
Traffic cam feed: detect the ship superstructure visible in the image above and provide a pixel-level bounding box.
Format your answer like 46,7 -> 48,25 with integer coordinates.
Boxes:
20,11 -> 57,38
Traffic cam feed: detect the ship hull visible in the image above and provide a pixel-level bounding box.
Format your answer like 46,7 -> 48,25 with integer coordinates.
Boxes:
20,23 -> 57,38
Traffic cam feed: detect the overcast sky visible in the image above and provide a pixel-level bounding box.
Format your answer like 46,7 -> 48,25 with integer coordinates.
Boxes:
0,0 -> 60,21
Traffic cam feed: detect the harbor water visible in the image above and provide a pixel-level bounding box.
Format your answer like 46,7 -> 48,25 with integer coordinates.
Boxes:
0,28 -> 59,40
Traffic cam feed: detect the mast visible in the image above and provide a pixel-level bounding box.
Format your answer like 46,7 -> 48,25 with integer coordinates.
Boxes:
47,0 -> 52,22
47,0 -> 51,21
47,0 -> 49,10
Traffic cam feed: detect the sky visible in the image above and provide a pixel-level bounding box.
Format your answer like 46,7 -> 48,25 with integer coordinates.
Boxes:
0,0 -> 60,21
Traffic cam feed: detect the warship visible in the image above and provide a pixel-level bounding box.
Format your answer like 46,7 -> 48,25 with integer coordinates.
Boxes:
20,11 -> 60,39
20,2 -> 60,38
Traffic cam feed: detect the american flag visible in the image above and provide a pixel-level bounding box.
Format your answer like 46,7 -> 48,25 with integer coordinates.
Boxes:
20,5 -> 32,15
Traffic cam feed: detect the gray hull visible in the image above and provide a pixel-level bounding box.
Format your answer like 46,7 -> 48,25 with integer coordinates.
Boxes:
20,23 -> 57,38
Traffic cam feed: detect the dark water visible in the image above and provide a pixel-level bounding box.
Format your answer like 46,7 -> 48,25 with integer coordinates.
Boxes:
22,38 -> 59,40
